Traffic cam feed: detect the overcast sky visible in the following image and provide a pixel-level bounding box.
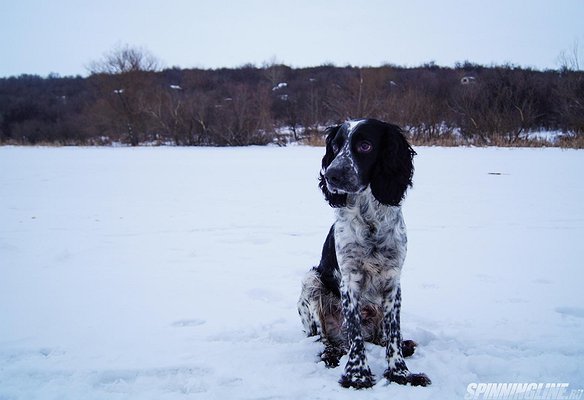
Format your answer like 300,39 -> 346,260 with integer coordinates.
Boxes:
1,0 -> 583,77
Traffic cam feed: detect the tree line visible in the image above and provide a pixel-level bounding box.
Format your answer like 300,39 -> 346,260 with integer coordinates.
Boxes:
1,50 -> 583,147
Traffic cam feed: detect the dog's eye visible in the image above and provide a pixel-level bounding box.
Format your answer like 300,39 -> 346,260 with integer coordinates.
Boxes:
356,140 -> 373,153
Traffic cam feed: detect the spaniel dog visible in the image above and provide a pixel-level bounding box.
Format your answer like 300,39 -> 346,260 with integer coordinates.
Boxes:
298,119 -> 431,389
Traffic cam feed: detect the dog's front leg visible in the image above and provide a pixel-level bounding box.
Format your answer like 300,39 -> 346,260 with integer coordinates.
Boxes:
338,272 -> 375,389
383,286 -> 431,386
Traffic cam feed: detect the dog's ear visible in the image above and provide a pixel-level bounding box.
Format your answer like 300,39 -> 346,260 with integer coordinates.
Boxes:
319,124 -> 347,207
370,124 -> 416,206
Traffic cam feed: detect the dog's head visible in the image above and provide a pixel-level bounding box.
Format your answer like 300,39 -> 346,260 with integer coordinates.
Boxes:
319,119 -> 415,207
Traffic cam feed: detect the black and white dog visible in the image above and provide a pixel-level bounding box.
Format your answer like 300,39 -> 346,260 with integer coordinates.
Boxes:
298,119 -> 431,389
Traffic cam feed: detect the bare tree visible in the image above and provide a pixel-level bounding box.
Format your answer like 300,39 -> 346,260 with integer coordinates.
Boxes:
87,43 -> 162,75
557,39 -> 582,72
262,57 -> 289,86
86,44 -> 163,145
449,69 -> 543,144
212,82 -> 274,145
325,68 -> 390,121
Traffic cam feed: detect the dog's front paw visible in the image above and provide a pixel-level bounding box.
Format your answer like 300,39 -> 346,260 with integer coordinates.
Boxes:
384,370 -> 431,387
339,369 -> 375,389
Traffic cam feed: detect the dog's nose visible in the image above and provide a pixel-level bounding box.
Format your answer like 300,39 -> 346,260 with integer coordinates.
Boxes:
325,167 -> 344,187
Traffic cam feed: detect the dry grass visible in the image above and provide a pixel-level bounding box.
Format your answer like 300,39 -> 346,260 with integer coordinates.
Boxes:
3,130 -> 583,149
301,132 -> 568,149
557,135 -> 584,149
410,135 -> 461,147
300,134 -> 326,147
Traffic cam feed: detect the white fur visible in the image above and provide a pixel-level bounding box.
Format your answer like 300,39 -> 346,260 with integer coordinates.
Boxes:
334,188 -> 406,315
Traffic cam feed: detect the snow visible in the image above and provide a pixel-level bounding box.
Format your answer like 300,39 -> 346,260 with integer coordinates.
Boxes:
272,82 -> 288,91
0,146 -> 583,399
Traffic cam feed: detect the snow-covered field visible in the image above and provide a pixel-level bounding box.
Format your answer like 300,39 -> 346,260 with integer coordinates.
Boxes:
1,146 -> 583,400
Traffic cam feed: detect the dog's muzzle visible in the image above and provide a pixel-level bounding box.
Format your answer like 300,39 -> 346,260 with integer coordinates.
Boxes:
324,165 -> 362,194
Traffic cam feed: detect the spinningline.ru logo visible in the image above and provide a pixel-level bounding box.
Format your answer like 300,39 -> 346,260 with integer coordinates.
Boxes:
465,383 -> 583,400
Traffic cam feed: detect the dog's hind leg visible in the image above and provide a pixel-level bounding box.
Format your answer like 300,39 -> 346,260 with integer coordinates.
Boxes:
298,268 -> 347,367
401,340 -> 417,358
298,268 -> 322,337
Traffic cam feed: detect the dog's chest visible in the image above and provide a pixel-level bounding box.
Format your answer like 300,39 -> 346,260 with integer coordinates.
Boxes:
334,195 -> 407,301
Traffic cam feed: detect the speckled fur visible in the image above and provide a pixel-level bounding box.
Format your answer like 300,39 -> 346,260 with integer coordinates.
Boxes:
298,119 -> 431,389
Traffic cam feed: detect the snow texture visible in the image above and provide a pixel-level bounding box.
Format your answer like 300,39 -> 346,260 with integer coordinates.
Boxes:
0,146 -> 583,399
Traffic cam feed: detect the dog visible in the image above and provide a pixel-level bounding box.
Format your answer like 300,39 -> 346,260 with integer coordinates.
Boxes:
297,118 -> 431,389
